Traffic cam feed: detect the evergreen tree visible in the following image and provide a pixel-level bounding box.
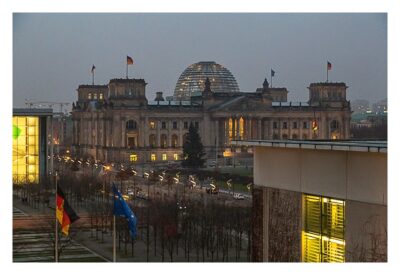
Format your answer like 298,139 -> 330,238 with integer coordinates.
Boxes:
182,123 -> 206,168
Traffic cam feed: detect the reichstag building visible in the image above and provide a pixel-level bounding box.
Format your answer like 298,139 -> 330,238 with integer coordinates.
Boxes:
71,61 -> 352,164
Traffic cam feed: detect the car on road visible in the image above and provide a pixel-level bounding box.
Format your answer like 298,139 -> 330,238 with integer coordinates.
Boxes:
233,193 -> 245,200
206,185 -> 219,194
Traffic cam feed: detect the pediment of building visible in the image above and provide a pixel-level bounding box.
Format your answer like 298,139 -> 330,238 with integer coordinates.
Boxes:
209,95 -> 270,113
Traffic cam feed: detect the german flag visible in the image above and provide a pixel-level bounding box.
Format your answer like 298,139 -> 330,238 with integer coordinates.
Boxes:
56,186 -> 79,235
127,55 -> 134,65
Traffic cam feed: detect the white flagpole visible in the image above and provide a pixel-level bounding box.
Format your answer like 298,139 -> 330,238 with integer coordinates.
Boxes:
55,171 -> 58,262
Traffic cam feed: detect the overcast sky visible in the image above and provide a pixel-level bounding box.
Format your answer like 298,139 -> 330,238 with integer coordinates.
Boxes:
13,13 -> 387,109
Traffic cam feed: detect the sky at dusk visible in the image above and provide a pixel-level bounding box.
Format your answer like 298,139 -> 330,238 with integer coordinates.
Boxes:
13,13 -> 387,109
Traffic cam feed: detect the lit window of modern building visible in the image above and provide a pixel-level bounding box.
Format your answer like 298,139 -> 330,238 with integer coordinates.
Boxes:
150,154 -> 156,161
150,121 -> 156,129
302,195 -> 345,262
12,108 -> 53,184
162,154 -> 167,161
233,139 -> 387,262
173,153 -> 179,161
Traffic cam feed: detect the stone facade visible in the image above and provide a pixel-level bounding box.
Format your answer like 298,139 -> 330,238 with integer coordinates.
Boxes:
71,77 -> 351,164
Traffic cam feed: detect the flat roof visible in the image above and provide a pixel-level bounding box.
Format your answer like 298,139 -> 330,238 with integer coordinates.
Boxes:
13,108 -> 53,117
232,139 -> 387,153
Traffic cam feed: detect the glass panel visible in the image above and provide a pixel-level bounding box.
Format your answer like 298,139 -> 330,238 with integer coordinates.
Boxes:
12,116 -> 39,183
303,194 -> 345,262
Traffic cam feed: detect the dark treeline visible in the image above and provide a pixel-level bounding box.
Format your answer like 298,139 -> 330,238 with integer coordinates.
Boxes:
13,167 -> 251,262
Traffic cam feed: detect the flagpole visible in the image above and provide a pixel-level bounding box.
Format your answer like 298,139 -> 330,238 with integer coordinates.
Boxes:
55,171 -> 58,262
113,214 -> 116,262
92,71 -> 94,85
113,184 -> 116,262
326,63 -> 329,83
126,62 -> 128,79
271,72 -> 273,88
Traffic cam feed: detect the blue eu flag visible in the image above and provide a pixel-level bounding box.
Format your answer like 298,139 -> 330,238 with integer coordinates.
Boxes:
112,183 -> 137,238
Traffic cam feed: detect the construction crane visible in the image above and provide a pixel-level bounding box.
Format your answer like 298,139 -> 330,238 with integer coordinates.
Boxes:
25,100 -> 70,114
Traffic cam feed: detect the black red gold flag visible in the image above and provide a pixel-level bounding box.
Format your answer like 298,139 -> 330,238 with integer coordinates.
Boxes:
127,55 -> 134,65
56,186 -> 79,235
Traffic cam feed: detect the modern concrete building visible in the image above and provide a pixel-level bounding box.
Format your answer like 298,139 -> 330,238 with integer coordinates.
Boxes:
71,61 -> 352,165
233,139 -> 387,262
12,108 -> 54,183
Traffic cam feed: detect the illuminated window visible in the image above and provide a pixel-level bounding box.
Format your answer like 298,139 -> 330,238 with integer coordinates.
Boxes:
171,135 -> 178,148
160,134 -> 167,148
150,154 -> 156,161
12,116 -> 39,183
130,154 -> 138,162
302,195 -> 345,262
149,134 -> 156,148
173,154 -> 179,161
162,154 -> 167,161
150,121 -> 156,129
228,118 -> 233,141
88,93 -> 92,100
99,93 -> 104,100
239,117 -> 244,140
93,93 -> 98,100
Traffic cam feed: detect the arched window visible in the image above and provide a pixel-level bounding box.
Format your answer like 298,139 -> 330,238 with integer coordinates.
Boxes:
160,134 -> 168,148
330,120 -> 339,131
171,134 -> 178,148
126,120 -> 137,130
149,134 -> 156,148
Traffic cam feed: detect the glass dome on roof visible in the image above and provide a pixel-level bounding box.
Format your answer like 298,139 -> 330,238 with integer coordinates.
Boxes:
174,61 -> 240,99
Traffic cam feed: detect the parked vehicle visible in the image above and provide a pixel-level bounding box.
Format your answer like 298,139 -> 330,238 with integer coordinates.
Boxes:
233,193 -> 245,200
206,185 -> 219,194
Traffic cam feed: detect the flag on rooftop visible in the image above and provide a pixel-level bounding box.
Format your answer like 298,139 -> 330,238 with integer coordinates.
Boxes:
327,61 -> 332,70
91,64 -> 96,73
271,69 -> 275,77
112,183 -> 137,238
127,56 -> 134,65
56,185 -> 80,235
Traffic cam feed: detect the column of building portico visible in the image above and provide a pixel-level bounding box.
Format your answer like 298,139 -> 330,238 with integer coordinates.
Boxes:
121,118 -> 126,148
343,115 -> 350,139
156,119 -> 160,147
143,117 -> 148,147
262,119 -> 268,140
178,120 -> 183,147
245,116 -> 251,140
103,118 -> 107,147
236,117 -> 241,140
215,119 -> 219,148
167,120 -> 172,147
224,117 -> 230,146
269,118 -> 274,139
257,118 -> 262,140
